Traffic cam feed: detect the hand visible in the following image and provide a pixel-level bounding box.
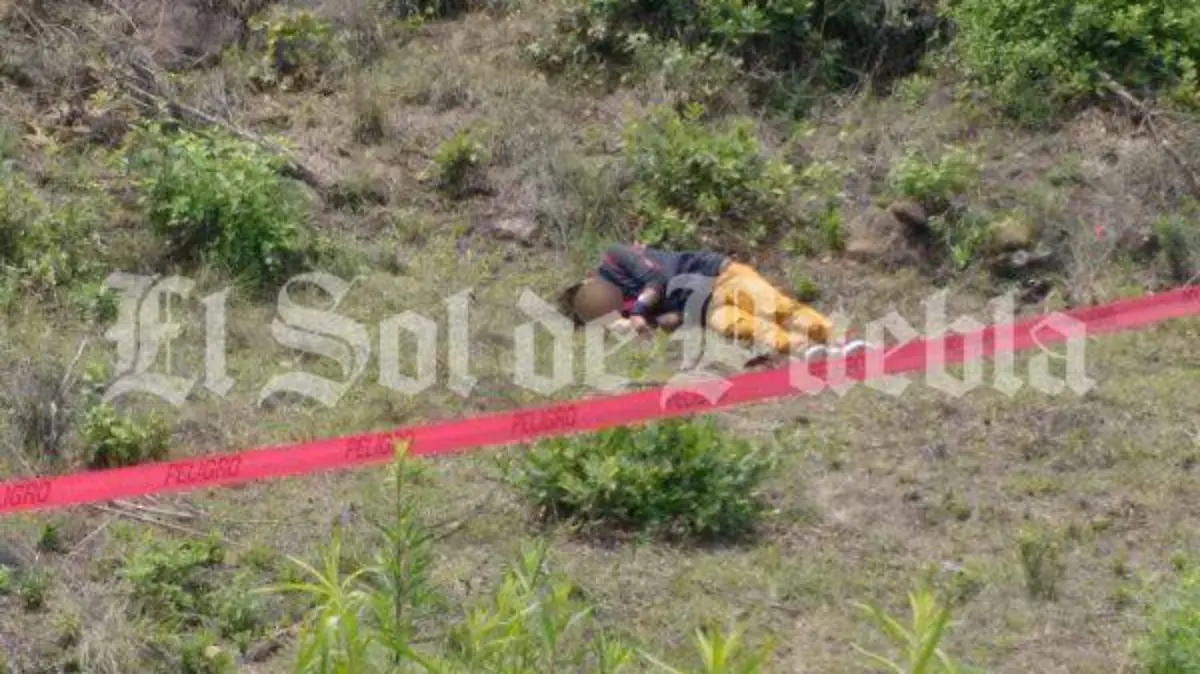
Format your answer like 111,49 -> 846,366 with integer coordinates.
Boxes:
609,317 -> 633,333
655,312 -> 683,332
629,315 -> 652,335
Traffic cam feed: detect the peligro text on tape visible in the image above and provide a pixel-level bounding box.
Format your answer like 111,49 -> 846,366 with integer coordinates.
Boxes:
163,455 -> 244,487
0,285 -> 1198,516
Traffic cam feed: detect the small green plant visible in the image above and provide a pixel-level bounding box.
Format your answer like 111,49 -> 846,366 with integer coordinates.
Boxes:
895,73 -> 935,109
248,10 -> 338,91
928,211 -> 992,270
505,418 -> 779,542
851,585 -> 972,673
1156,215 -> 1195,283
151,630 -> 237,674
122,122 -> 308,290
886,146 -> 981,213
0,168 -> 101,302
623,103 -> 797,247
17,569 -> 50,611
69,280 -> 120,324
1137,558 -> 1200,672
1017,526 -> 1067,601
428,128 -> 489,198
119,532 -> 226,625
36,523 -> 66,554
644,623 -> 776,673
81,403 -> 171,469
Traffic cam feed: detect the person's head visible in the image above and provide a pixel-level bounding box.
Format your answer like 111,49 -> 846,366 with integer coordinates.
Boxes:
560,276 -> 623,326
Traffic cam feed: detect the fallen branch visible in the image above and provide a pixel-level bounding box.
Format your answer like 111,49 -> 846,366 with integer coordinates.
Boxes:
111,499 -> 199,520
91,503 -> 248,549
1097,70 -> 1200,200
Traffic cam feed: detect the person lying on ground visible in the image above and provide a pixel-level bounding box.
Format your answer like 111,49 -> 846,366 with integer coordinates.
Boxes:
559,243 -> 865,364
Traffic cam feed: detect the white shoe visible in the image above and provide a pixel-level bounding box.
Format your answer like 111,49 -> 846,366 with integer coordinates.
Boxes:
840,339 -> 867,357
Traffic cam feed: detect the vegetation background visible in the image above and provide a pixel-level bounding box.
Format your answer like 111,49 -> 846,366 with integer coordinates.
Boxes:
0,0 -> 1199,671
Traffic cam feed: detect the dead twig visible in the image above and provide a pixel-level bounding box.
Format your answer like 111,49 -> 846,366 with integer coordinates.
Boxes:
1098,70 -> 1200,200
111,499 -> 198,520
91,504 -> 248,549
66,512 -> 118,559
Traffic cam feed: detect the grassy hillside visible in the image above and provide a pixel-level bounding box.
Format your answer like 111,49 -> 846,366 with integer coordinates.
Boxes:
1,0 -> 1199,672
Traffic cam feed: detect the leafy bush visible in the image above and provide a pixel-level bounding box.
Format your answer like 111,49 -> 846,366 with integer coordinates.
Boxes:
17,569 -> 50,611
526,0 -> 939,107
122,122 -> 308,290
623,103 -> 797,247
886,146 -> 981,213
81,403 -> 171,469
0,168 -> 101,302
248,10 -> 339,91
428,128 -> 489,198
385,0 -> 476,20
1016,526 -> 1066,601
1155,215 -> 1195,284
1138,561 -> 1200,673
505,418 -> 779,542
120,534 -> 226,622
942,0 -> 1200,123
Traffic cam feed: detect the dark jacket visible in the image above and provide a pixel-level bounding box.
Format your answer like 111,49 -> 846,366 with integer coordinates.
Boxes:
595,244 -> 728,322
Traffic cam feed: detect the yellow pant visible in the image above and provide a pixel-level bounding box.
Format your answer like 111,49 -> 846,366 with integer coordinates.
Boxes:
706,262 -> 833,354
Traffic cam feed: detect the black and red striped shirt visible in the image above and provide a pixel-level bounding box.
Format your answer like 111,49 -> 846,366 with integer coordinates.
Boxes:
596,244 -> 727,318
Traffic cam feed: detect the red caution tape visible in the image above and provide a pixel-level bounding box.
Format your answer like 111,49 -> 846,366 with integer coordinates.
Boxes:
2,286 -> 1199,515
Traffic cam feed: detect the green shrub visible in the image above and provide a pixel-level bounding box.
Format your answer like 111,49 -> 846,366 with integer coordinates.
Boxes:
942,0 -> 1200,123
385,0 -> 476,20
1156,215 -> 1195,284
886,146 -> 981,214
505,418 -> 779,542
1138,561 -> 1200,673
122,122 -> 308,290
0,168 -> 100,301
248,10 -> 338,91
428,128 -> 489,198
81,403 -> 171,469
17,569 -> 50,611
119,533 -> 226,623
1016,526 -> 1066,601
623,103 -> 797,247
526,0 -> 938,107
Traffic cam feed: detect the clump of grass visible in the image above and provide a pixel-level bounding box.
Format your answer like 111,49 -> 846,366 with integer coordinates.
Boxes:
1016,525 -> 1067,601
504,418 -> 779,543
17,568 -> 51,611
1156,215 -> 1195,284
